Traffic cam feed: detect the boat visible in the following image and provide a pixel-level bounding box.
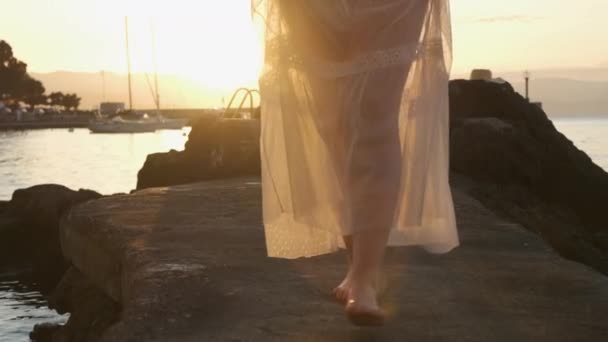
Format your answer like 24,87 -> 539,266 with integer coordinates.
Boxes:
89,113 -> 188,133
150,115 -> 189,130
89,116 -> 155,133
89,17 -> 187,133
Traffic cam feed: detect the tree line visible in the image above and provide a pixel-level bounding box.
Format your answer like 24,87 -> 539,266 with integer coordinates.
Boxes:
0,40 -> 81,111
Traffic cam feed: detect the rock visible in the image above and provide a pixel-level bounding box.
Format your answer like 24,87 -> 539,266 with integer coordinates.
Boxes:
1,184 -> 102,292
36,267 -> 120,342
136,149 -> 210,190
597,233 -> 608,251
30,322 -> 62,342
137,114 -> 220,189
0,201 -> 23,264
136,113 -> 260,190
10,185 -> 102,230
449,79 -> 608,274
51,178 -> 607,341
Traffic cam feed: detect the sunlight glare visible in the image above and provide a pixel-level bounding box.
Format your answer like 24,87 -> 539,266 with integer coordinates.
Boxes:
102,0 -> 262,93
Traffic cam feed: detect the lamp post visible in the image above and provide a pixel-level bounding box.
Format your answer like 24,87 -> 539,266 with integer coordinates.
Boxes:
524,70 -> 530,102
125,17 -> 133,111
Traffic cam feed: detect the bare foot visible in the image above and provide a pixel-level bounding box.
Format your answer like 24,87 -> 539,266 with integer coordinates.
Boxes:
334,271 -> 387,304
333,275 -> 352,304
345,283 -> 385,326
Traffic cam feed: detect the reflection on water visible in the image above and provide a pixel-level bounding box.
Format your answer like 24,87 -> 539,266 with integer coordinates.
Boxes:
553,118 -> 608,171
0,269 -> 67,341
0,128 -> 190,200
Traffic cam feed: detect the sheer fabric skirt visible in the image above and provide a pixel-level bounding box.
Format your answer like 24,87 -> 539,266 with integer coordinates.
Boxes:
253,0 -> 459,258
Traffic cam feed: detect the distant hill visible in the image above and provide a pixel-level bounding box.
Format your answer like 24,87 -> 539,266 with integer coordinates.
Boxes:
33,68 -> 608,117
510,78 -> 608,117
30,71 -> 233,110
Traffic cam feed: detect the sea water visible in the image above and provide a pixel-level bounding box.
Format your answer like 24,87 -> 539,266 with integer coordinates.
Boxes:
0,269 -> 67,341
552,117 -> 608,171
0,128 -> 190,200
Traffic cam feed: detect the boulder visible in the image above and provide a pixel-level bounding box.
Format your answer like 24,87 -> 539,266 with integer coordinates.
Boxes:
449,79 -> 608,274
31,267 -> 120,342
0,201 -> 22,263
136,149 -> 210,190
0,184 -> 102,291
137,114 -> 260,190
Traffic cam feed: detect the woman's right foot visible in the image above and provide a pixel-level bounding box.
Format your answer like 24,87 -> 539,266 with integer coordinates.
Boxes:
334,271 -> 387,304
344,283 -> 385,326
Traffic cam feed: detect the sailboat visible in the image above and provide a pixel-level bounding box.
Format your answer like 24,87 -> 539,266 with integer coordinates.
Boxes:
89,17 -> 188,133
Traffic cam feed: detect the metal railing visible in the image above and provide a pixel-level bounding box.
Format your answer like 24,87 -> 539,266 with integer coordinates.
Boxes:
220,88 -> 260,120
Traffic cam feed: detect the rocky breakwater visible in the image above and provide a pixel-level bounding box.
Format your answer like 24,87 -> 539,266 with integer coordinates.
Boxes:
0,185 -> 101,292
448,79 -> 608,274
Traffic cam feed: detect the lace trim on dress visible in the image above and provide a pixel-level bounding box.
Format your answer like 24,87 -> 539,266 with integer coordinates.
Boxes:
298,44 -> 419,78
263,38 -> 443,79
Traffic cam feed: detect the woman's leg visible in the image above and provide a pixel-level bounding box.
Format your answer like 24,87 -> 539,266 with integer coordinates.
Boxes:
346,224 -> 391,321
343,235 -> 354,262
342,63 -> 408,324
334,235 -> 354,302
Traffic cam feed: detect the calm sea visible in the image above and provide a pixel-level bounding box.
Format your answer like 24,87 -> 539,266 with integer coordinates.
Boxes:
0,118 -> 606,340
1,127 -> 190,341
553,118 -> 608,171
0,269 -> 66,342
0,128 -> 190,200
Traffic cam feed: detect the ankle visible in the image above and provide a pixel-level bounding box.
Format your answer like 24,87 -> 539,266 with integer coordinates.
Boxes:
349,270 -> 378,287
349,276 -> 376,295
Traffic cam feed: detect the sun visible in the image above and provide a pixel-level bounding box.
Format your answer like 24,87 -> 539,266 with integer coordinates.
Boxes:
119,0 -> 262,93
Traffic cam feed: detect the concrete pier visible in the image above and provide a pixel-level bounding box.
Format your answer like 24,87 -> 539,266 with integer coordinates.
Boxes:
58,177 -> 608,341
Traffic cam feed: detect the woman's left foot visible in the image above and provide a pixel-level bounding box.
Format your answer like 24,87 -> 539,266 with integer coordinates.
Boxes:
333,276 -> 352,303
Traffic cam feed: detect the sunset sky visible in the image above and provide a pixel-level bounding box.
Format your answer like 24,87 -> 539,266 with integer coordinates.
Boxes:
2,0 -> 607,91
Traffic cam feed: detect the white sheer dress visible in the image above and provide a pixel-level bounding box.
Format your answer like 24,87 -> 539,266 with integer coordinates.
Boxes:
253,0 -> 459,258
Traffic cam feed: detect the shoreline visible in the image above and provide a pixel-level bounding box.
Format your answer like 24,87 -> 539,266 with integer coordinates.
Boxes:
1,116 -> 604,131
0,121 -> 90,130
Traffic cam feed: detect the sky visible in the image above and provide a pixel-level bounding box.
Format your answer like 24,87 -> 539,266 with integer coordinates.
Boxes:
1,0 -> 608,90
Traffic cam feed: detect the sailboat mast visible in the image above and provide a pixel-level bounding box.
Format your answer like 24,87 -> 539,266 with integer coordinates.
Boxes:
151,23 -> 160,113
125,16 -> 133,111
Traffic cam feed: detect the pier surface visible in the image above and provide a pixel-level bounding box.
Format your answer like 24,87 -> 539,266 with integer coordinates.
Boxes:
60,177 -> 608,341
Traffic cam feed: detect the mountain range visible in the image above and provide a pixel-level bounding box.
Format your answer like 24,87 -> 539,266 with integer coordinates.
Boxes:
30,71 -> 231,111
32,67 -> 607,117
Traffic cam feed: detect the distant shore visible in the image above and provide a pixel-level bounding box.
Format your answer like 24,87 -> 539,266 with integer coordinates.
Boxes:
0,108 -> 223,131
0,120 -> 90,130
